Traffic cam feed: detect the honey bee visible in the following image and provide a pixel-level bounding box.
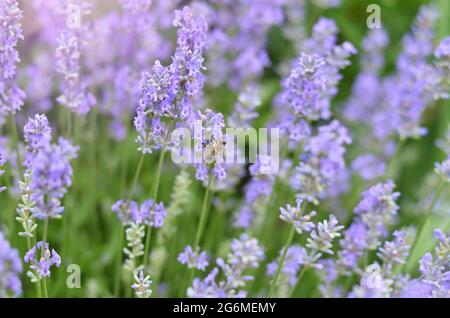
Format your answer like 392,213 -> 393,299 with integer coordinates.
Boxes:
203,135 -> 226,164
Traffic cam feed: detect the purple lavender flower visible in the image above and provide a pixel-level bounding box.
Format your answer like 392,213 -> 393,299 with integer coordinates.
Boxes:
279,199 -> 317,234
192,109 -> 227,182
228,85 -> 261,128
0,0 -> 25,116
24,241 -> 61,279
135,5 -> 207,154
266,245 -> 305,287
131,270 -> 152,298
205,1 -> 283,89
0,231 -> 22,297
55,0 -> 96,115
112,199 -> 166,227
112,199 -> 139,225
23,114 -> 52,168
338,221 -> 368,270
140,199 -> 166,228
354,181 -> 400,249
351,154 -> 386,181
377,230 -> 411,272
291,120 -> 351,204
413,229 -> 450,297
306,215 -> 344,255
187,234 -> 264,297
28,139 -> 77,219
434,156 -> 450,183
178,245 -> 209,271
435,36 -> 450,60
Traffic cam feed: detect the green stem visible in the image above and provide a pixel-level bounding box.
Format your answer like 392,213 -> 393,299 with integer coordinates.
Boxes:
129,153 -> 145,198
193,173 -> 213,250
8,114 -> 22,176
289,266 -> 307,297
268,224 -> 296,298
189,173 -> 213,283
143,145 -> 168,266
41,219 -> 49,298
404,180 -> 446,271
42,278 -> 48,298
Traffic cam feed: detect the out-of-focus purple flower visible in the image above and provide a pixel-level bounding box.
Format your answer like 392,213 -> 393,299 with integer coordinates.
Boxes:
351,154 -> 386,181
377,231 -> 411,272
266,245 -> 305,287
232,205 -> 254,229
112,199 -> 166,227
139,199 -> 166,228
0,231 -> 22,297
435,156 -> 450,183
205,0 -> 283,89
112,199 -> 139,225
178,245 -> 209,271
338,221 -> 368,270
391,5 -> 442,139
349,263 -> 393,298
291,120 -> 351,204
399,279 -> 433,298
435,36 -> 450,60
0,0 -> 25,117
228,85 -> 261,128
354,181 -> 400,249
187,234 -> 264,298
279,199 -> 317,234
24,241 -> 61,279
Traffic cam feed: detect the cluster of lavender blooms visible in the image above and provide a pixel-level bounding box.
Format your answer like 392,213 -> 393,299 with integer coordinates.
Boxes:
410,229 -> 450,297
112,199 -> 166,274
291,120 -> 352,204
55,0 -> 96,114
134,6 -> 207,154
24,241 -> 61,282
112,199 -> 167,228
21,114 -> 78,220
1,0 -> 450,299
344,5 -> 449,185
0,231 -> 22,297
338,181 -> 400,273
267,204 -> 344,296
187,234 -> 264,297
0,0 -> 25,121
178,245 -> 209,271
204,0 -> 283,90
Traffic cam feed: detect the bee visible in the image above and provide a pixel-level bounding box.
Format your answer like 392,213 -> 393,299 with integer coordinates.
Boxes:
203,135 -> 226,164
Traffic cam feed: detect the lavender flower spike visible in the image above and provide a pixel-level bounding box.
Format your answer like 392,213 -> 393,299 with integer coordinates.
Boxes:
0,231 -> 22,297
279,199 -> 317,234
24,241 -> 61,281
306,215 -> 344,255
131,271 -> 152,298
0,0 -> 25,116
178,245 -> 209,271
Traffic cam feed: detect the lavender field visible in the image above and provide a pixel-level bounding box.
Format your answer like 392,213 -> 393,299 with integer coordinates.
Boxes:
0,0 -> 450,298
